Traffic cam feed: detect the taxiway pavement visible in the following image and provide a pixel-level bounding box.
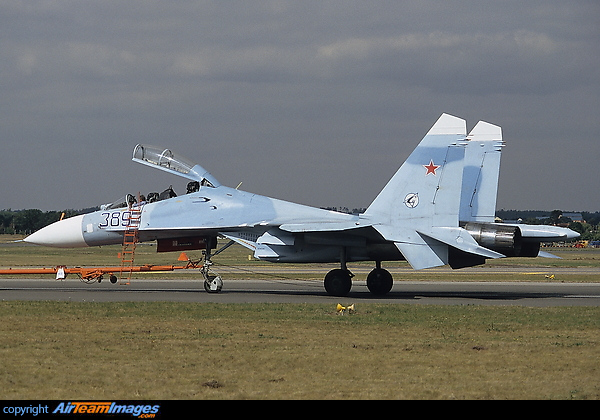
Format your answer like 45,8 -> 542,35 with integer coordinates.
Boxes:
1,277 -> 599,307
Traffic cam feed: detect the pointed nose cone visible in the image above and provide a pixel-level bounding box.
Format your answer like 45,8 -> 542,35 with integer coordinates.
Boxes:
566,228 -> 581,241
24,215 -> 87,248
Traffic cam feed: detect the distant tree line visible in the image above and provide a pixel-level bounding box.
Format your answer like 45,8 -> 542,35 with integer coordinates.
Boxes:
0,208 -> 97,235
321,206 -> 367,215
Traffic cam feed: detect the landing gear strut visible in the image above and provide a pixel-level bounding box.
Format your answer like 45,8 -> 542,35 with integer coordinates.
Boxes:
201,247 -> 222,293
324,247 -> 354,297
202,260 -> 223,293
200,239 -> 235,293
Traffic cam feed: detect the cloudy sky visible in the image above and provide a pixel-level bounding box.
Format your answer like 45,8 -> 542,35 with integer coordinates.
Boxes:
2,1 -> 599,213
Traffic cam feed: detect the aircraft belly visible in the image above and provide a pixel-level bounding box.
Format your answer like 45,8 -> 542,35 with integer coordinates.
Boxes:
365,243 -> 404,261
256,244 -> 344,263
255,242 -> 401,264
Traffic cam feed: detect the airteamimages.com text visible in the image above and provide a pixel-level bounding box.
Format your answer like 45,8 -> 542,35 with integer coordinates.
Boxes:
3,402 -> 161,418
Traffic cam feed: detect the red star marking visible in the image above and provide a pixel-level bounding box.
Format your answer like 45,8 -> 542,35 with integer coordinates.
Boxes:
423,160 -> 440,176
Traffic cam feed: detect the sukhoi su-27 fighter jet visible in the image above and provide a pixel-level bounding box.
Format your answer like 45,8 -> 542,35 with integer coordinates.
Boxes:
24,114 -> 579,296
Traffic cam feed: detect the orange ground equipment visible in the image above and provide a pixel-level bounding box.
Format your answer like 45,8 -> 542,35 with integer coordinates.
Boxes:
0,253 -> 201,284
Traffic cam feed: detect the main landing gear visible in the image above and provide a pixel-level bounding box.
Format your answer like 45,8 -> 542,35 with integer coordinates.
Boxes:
324,269 -> 353,297
323,252 -> 393,297
366,264 -> 393,296
324,266 -> 393,297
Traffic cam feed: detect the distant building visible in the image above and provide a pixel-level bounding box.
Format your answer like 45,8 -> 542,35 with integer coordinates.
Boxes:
561,213 -> 585,223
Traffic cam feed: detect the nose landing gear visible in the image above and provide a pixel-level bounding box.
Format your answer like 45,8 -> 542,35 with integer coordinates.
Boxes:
201,260 -> 223,293
199,239 -> 234,293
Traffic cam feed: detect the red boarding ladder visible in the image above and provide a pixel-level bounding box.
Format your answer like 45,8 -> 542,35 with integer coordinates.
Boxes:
119,201 -> 143,285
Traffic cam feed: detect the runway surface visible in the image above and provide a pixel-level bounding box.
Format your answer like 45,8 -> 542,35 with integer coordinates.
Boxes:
1,276 -> 600,307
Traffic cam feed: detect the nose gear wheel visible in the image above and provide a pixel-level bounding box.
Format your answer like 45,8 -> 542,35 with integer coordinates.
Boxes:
200,254 -> 222,293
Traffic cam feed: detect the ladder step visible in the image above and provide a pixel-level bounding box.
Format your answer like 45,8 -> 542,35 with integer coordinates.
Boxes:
119,204 -> 144,284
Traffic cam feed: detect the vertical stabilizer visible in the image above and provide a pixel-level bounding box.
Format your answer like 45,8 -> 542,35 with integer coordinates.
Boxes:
365,113 -> 467,229
460,121 -> 504,223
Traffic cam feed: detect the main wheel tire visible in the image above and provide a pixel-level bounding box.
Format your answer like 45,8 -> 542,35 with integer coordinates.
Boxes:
367,268 -> 393,296
324,269 -> 352,297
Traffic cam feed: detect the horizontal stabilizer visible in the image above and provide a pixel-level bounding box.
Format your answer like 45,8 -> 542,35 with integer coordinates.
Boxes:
421,227 -> 506,260
394,237 -> 448,270
374,224 -> 504,270
537,250 -> 561,259
375,225 -> 448,270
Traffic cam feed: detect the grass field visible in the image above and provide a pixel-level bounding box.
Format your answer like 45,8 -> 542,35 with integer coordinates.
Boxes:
1,234 -> 599,399
1,301 -> 598,400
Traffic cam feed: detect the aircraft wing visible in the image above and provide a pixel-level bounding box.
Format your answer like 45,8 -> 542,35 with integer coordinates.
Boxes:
279,220 -> 371,232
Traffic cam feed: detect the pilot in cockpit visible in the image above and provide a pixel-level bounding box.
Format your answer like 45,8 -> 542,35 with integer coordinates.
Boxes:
187,181 -> 200,194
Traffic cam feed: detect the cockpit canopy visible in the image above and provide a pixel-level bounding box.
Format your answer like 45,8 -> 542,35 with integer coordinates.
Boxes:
132,144 -> 220,188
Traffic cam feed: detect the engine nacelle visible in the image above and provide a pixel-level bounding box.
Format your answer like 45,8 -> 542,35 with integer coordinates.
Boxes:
463,222 -> 523,257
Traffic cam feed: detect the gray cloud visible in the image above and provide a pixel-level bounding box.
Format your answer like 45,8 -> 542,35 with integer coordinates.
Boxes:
2,1 -> 599,212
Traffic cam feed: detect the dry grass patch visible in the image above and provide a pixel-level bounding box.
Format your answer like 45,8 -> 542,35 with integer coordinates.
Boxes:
0,301 -> 598,399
